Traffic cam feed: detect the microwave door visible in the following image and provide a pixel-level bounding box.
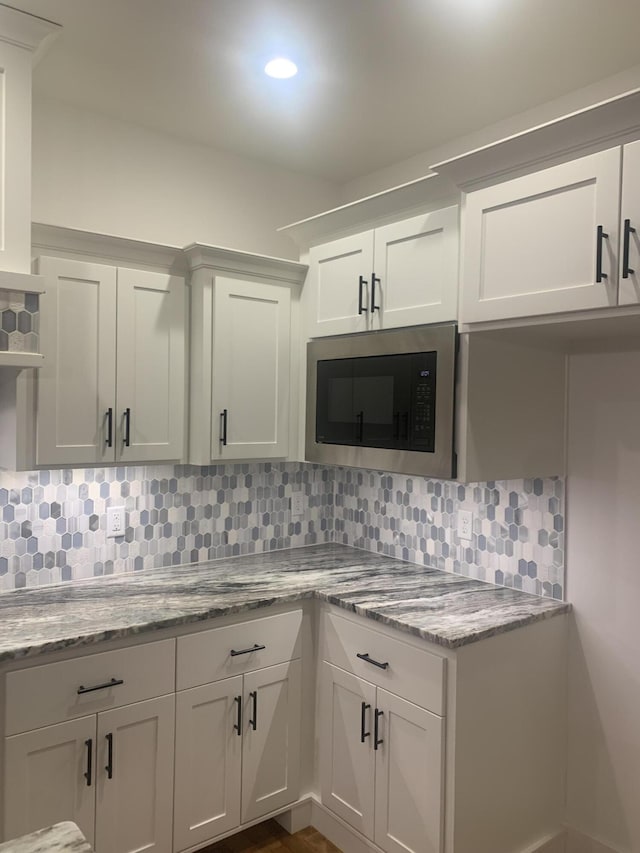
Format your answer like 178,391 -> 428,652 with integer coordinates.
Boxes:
352,354 -> 411,450
316,359 -> 357,446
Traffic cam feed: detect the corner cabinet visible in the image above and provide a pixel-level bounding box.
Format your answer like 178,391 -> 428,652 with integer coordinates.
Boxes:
317,605 -> 568,853
187,245 -> 306,465
461,142 -> 640,323
35,256 -> 186,466
307,206 -> 459,338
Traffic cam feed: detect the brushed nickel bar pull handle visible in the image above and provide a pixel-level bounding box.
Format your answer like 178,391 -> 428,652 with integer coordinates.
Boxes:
230,643 -> 265,657
357,652 -> 389,670
77,677 -> 124,695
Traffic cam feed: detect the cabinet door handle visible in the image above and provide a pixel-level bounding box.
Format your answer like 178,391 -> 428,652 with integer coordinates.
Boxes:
220,409 -> 228,446
357,652 -> 389,670
358,276 -> 368,315
230,643 -> 266,657
370,273 -> 380,312
77,677 -> 124,695
123,408 -> 131,447
596,225 -> 609,282
233,695 -> 242,736
374,708 -> 384,750
360,702 -> 371,743
105,408 -> 113,448
84,738 -> 93,786
105,732 -> 113,779
622,218 -> 636,279
249,690 -> 258,731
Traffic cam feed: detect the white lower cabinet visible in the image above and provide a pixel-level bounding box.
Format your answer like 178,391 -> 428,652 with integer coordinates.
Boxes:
320,663 -> 443,853
173,658 -> 302,851
4,695 -> 175,853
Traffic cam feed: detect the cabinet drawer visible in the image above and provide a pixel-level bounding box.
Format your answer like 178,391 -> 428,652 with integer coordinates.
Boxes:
322,612 -> 445,716
5,639 -> 176,736
177,610 -> 303,691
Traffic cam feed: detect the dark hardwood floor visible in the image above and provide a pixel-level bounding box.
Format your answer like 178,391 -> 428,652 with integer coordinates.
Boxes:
202,819 -> 341,852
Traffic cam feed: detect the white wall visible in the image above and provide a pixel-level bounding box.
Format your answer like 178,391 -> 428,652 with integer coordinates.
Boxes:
31,96 -> 341,259
566,350 -> 640,853
341,63 -> 640,202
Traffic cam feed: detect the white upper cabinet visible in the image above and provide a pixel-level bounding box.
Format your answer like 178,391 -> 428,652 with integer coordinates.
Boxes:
36,256 -> 186,466
187,245 -> 305,466
211,278 -> 291,461
461,147 -> 622,323
307,207 -> 459,337
116,269 -> 186,463
371,207 -> 459,330
308,231 -> 374,337
618,139 -> 640,306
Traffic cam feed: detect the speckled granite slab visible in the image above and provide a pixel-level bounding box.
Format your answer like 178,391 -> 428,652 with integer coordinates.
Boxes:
0,823 -> 92,853
0,544 -> 569,662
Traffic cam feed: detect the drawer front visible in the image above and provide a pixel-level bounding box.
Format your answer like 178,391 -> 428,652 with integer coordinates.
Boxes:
5,639 -> 176,736
177,609 -> 303,691
322,612 -> 445,716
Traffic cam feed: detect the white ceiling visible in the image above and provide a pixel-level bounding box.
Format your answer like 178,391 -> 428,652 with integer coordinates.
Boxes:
10,0 -> 640,183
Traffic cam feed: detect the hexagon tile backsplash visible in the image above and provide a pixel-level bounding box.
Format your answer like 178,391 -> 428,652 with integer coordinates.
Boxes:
0,290 -> 39,352
0,462 -> 564,598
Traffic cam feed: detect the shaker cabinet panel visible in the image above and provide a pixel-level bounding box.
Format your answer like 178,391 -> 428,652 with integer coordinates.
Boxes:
241,659 -> 302,824
211,278 -> 290,460
618,139 -> 640,306
36,257 -> 117,466
461,147 -> 622,322
95,695 -> 175,853
319,662 -> 376,839
116,269 -> 186,463
173,678 -> 243,851
35,257 -> 186,467
308,231 -> 374,337
374,689 -> 444,853
3,715 -> 97,845
372,207 -> 459,330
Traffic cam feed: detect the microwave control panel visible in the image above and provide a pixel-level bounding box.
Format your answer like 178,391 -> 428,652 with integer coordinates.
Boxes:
411,352 -> 437,452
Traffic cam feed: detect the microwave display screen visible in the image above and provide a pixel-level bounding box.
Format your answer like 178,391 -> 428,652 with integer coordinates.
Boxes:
316,351 -> 437,452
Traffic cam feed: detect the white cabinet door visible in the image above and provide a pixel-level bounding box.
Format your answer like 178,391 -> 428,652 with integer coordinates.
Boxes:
319,662 -> 376,839
95,695 -> 174,853
372,207 -> 459,330
37,257 -> 117,466
619,140 -> 640,306
241,659 -> 302,824
374,689 -> 444,853
116,268 -> 186,463
211,278 -> 290,460
4,715 -> 96,844
173,678 -> 242,851
308,231 -> 374,337
461,147 -> 621,322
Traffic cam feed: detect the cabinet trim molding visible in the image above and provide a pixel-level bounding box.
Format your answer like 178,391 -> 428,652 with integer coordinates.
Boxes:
184,244 -> 307,285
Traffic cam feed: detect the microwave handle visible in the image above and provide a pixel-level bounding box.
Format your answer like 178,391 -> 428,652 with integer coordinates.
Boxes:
356,411 -> 364,443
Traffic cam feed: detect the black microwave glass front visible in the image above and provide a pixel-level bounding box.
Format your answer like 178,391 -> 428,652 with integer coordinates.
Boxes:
315,351 -> 437,452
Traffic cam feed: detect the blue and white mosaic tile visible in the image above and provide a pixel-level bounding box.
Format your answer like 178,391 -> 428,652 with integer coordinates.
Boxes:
333,467 -> 565,599
0,463 -> 334,591
0,290 -> 39,353
0,461 -> 565,599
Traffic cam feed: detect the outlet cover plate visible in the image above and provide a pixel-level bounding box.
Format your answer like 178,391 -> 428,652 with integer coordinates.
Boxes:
107,506 -> 126,538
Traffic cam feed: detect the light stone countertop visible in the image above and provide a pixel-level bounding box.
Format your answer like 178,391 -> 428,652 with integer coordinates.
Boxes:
0,543 -> 569,662
0,823 -> 92,853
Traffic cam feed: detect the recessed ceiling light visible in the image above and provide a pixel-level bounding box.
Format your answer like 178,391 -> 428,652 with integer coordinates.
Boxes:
264,57 -> 298,79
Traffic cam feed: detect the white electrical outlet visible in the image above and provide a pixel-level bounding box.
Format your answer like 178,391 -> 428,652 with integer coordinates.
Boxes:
107,506 -> 127,538
458,509 -> 473,542
291,492 -> 304,518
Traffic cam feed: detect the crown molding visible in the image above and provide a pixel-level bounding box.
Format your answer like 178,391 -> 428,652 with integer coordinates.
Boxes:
432,88 -> 640,191
278,172 -> 459,250
31,223 -> 189,275
183,243 -> 308,285
0,4 -> 60,60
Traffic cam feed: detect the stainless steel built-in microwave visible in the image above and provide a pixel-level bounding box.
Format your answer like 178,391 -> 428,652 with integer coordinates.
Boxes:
306,323 -> 457,479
